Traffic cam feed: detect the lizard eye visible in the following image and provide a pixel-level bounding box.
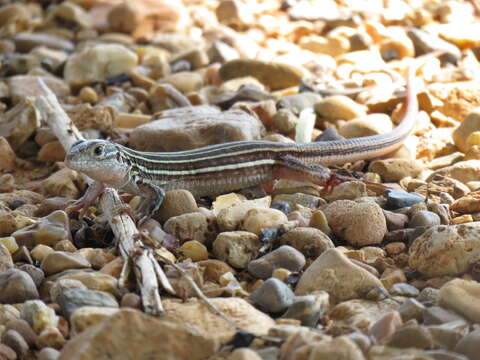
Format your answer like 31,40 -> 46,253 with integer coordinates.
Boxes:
93,145 -> 104,156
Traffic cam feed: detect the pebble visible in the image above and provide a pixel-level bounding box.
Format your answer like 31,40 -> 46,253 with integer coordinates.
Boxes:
281,292 -> 329,327
369,159 -> 424,182
13,32 -> 74,52
21,300 -> 58,333
407,28 -> 461,64
339,113 -> 393,138
208,41 -> 240,63
299,35 -> 350,57
305,336 -> 365,360
428,160 -> 480,184
384,241 -> 406,255
41,251 -> 91,276
38,347 -> 61,360
248,245 -> 306,279
12,210 -> 70,249
308,210 -> 332,236
219,59 -> 303,90
0,237 -> 19,254
54,271 -> 119,297
0,243 -> 13,272
314,95 -> 366,121
58,309 -> 216,360
0,137 -> 16,172
323,200 -> 387,246
217,198 -> 271,231
50,279 -> 87,304
163,297 -> 274,342
437,279 -> 480,323
8,75 -> 70,105
240,208 -> 288,235
70,306 -> 120,335
118,292 -> 142,311
398,298 -> 426,322
198,259 -> 235,283
36,326 -> 66,350
408,210 -> 441,228
324,181 -> 368,202
159,71 -> 204,93
64,44 -> 138,86
452,106 -> 480,153
270,201 -> 291,215
164,212 -> 208,243
37,141 -> 66,163
0,269 -> 39,303
213,231 -> 259,269
385,190 -> 425,210
295,248 -> 385,303
451,191 -> 480,213
58,289 -> 119,319
0,344 -> 16,360
250,278 -> 295,313
155,190 -> 198,223
279,227 -> 334,259
409,222 -> 480,276
41,168 -> 81,199
31,244 -> 54,262
368,311 -> 403,344
228,348 -> 262,360
390,283 -> 420,297
179,240 -> 209,261
423,306 -> 468,326
453,329 -> 480,360
130,109 -> 264,153
272,192 -> 323,209
5,319 -> 36,347
387,324 -> 434,349
276,92 -> 322,115
2,329 -> 29,358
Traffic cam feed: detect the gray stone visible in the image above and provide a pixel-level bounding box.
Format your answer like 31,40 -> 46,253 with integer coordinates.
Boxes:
423,306 -> 468,326
281,293 -> 329,327
1,329 -> 28,358
454,329 -> 480,360
398,298 -> 425,322
385,190 -> 425,209
0,269 -> 39,303
387,324 -> 435,349
248,245 -> 305,279
418,287 -> 439,306
250,278 -> 295,313
408,210 -> 441,228
58,288 -> 119,319
390,283 -> 420,297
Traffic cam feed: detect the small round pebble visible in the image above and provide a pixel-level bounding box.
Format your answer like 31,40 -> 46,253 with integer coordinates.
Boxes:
38,347 -> 61,360
1,329 -> 29,358
385,190 -> 425,209
121,292 -> 142,310
5,319 -> 36,347
248,245 -> 306,279
250,277 -> 295,313
390,283 -> 420,297
408,210 -> 441,228
270,201 -> 291,215
454,329 -> 480,360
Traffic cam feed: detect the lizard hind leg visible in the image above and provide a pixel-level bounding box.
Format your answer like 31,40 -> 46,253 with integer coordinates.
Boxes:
273,155 -> 331,186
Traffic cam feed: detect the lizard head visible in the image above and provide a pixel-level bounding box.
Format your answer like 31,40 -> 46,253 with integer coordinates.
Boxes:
65,140 -> 128,186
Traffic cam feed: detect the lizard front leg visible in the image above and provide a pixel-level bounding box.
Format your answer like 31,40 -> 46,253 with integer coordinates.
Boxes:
134,180 -> 166,224
66,180 -> 106,218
